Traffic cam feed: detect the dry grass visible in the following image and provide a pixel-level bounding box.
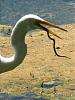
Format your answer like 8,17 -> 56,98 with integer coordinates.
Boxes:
0,24 -> 75,98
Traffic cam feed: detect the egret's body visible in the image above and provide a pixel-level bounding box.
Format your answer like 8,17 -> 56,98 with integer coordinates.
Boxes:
0,14 -> 67,73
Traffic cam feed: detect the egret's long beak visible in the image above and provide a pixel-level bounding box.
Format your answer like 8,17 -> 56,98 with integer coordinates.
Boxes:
39,20 -> 68,39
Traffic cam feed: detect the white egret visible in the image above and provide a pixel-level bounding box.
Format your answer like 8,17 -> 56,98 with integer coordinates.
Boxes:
0,14 -> 67,73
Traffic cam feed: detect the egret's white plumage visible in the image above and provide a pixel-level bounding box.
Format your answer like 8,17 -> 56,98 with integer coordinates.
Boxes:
0,14 -> 67,73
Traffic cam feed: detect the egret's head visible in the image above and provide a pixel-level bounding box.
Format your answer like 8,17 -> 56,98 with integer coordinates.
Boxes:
16,14 -> 67,39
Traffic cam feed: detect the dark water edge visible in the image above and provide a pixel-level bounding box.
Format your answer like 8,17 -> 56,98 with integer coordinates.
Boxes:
0,92 -> 47,100
0,0 -> 75,26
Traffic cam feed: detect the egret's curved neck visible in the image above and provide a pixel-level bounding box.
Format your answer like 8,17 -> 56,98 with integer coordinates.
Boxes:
0,24 -> 27,73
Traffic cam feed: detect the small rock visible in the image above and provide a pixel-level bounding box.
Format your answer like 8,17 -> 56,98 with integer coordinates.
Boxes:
56,47 -> 61,49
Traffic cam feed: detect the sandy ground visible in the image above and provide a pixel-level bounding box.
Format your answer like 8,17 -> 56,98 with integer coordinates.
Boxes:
0,24 -> 75,98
